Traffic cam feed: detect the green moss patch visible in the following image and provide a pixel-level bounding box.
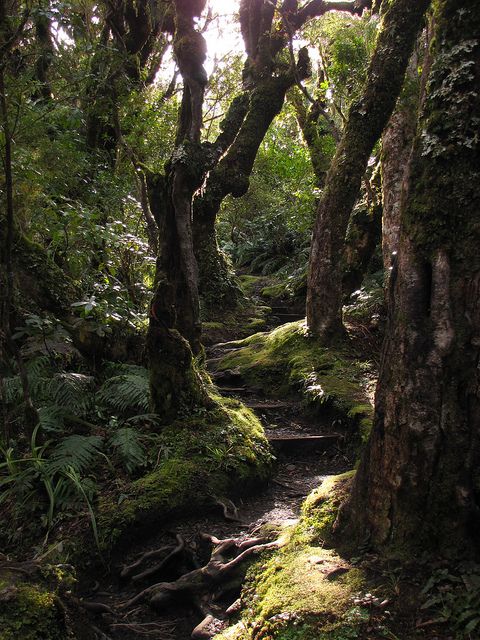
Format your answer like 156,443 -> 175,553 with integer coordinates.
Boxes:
215,473 -> 398,640
214,321 -> 373,429
97,396 -> 273,552
0,578 -> 68,640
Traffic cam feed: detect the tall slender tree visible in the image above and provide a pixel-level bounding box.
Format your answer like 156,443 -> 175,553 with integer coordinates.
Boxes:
306,0 -> 431,342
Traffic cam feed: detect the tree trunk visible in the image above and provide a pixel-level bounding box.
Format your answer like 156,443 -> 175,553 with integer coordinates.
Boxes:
306,0 -> 431,342
342,169 -> 382,299
147,0 -> 212,418
337,0 -> 480,557
381,49 -> 425,274
193,75 -> 294,311
288,81 -> 338,190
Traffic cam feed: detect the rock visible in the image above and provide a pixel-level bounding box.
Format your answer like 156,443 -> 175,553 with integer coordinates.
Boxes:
191,615 -> 227,640
325,566 -> 350,581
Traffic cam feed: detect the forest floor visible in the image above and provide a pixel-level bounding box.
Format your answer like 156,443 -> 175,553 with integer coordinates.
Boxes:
75,304 -> 353,640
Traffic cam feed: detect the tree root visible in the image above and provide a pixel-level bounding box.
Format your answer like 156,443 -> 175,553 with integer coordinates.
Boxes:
109,621 -> 175,637
120,545 -> 173,579
213,496 -> 244,523
131,535 -> 185,583
148,534 -> 283,610
116,529 -> 284,639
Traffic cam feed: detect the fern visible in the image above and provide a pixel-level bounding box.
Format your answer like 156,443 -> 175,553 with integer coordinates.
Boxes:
25,355 -> 51,378
48,434 -> 103,474
48,373 -> 94,414
97,367 -> 149,415
2,376 -> 22,404
109,427 -> 146,473
37,406 -> 66,433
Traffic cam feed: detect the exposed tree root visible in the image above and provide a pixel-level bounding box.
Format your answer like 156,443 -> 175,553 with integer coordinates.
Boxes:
120,544 -> 173,579
213,496 -> 244,523
131,535 -> 185,583
109,621 -> 175,637
118,529 -> 284,640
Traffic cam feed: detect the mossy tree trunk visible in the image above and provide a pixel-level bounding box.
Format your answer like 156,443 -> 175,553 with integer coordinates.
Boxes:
192,74 -> 297,311
147,0 -> 213,420
342,167 -> 382,299
337,0 -> 480,557
381,41 -> 429,275
288,79 -> 338,191
306,0 -> 431,342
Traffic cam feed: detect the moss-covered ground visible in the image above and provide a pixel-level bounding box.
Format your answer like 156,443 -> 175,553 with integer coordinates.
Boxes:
96,394 -> 273,553
213,321 -> 374,440
0,564 -> 87,640
213,473 -> 395,640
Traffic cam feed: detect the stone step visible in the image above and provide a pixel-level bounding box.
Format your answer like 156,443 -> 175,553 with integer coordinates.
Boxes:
267,434 -> 341,453
244,400 -> 296,410
217,386 -> 257,395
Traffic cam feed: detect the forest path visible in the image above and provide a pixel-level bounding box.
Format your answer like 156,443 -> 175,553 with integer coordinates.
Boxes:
82,306 -> 349,640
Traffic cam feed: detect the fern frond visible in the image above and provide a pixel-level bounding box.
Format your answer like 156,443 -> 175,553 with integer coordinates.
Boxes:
25,355 -> 51,379
37,406 -> 66,433
48,373 -> 94,415
97,368 -> 149,415
109,427 -> 146,474
47,435 -> 103,474
2,376 -> 22,404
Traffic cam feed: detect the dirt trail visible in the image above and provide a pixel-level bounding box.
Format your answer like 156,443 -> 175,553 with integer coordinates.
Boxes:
80,309 -> 350,640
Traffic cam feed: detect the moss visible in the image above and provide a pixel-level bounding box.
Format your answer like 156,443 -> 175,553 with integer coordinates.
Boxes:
97,396 -> 273,552
214,321 -> 373,427
246,318 -> 267,331
203,321 -> 226,330
216,474 -> 390,640
0,582 -> 67,640
261,283 -> 289,299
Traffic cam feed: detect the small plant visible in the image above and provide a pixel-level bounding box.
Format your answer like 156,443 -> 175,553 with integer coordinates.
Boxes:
0,425 -> 102,547
421,564 -> 480,638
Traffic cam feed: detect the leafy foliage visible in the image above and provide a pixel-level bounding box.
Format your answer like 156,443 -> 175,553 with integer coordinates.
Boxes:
97,365 -> 150,415
108,427 -> 147,473
47,435 -> 103,474
421,565 -> 480,638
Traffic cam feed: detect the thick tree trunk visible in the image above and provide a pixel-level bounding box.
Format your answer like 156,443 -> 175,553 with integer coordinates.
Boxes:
306,0 -> 431,342
381,53 -> 422,274
147,0 -> 212,418
337,0 -> 480,557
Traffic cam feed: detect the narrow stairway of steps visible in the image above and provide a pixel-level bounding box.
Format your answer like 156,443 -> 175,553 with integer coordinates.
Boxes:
79,312 -> 351,640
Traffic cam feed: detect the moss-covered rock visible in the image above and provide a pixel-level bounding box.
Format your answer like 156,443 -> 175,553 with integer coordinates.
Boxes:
214,321 -> 373,432
97,396 -> 273,552
0,566 -> 81,640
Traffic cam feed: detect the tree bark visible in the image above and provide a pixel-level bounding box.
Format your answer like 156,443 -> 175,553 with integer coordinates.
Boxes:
337,0 -> 480,557
306,0 -> 431,342
193,74 -> 296,310
342,168 -> 382,299
381,41 -> 429,274
147,0 -> 212,418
